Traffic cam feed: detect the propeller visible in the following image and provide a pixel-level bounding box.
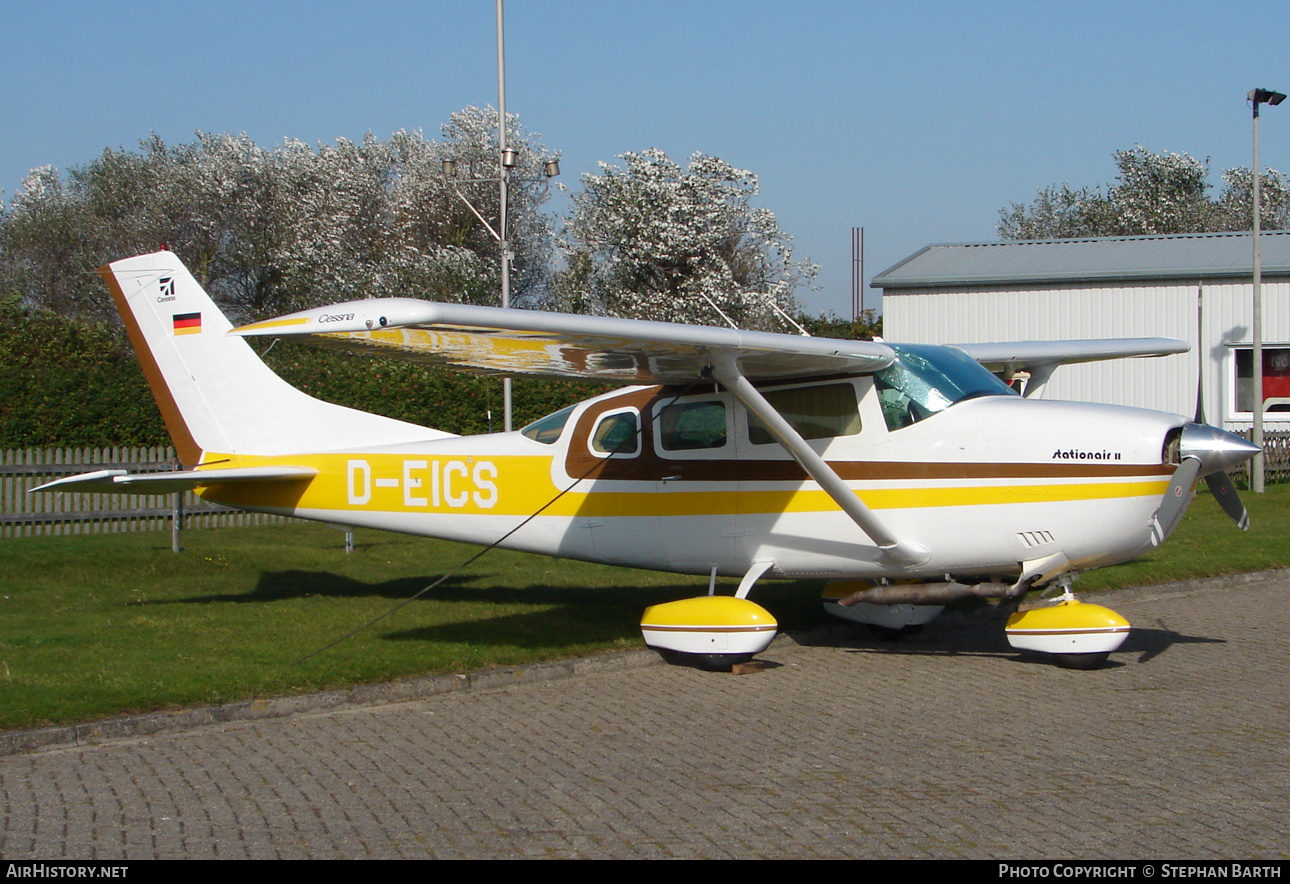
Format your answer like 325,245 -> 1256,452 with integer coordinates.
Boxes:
1153,288 -> 1260,545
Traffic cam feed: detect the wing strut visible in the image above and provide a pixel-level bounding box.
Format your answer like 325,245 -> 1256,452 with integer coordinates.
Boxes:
709,356 -> 930,567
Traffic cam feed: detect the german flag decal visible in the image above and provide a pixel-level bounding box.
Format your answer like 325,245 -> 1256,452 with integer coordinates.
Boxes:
172,312 -> 202,336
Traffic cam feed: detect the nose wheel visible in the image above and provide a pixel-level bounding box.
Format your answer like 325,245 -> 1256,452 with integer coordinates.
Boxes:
1005,579 -> 1129,670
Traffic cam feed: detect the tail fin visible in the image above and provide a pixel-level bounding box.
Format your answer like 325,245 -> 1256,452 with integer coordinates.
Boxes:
101,250 -> 451,466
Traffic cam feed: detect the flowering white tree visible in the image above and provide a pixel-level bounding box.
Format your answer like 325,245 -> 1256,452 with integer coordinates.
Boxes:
0,107 -> 556,321
999,146 -> 1290,240
1215,165 -> 1290,231
557,149 -> 816,330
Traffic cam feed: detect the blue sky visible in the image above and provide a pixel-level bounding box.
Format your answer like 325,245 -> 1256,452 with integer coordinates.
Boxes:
3,0 -> 1288,315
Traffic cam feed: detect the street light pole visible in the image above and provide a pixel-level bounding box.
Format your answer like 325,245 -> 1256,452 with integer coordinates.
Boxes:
442,2 -> 557,434
497,0 -> 512,431
1248,87 -> 1285,493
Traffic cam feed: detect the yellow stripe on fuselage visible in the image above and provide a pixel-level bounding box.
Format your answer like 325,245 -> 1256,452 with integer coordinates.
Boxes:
194,452 -> 1169,519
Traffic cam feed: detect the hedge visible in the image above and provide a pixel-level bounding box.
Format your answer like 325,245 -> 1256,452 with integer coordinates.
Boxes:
0,297 -> 609,447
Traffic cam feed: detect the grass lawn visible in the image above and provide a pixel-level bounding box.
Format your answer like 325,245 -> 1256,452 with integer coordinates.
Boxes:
1,483 -> 1286,730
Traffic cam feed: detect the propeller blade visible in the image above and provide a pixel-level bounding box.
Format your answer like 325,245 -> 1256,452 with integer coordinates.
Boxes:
1187,285 -> 1253,534
1151,458 -> 1201,547
1205,471 -> 1251,531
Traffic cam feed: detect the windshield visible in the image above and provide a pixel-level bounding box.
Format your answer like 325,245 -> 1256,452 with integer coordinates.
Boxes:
874,344 -> 1016,431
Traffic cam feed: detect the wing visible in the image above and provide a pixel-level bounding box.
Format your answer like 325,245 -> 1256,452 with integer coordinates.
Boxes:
32,465 -> 318,495
231,299 -> 896,384
953,337 -> 1188,398
955,338 -> 1188,374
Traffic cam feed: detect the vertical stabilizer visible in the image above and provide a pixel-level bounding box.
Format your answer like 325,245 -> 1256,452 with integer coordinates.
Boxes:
101,251 -> 452,466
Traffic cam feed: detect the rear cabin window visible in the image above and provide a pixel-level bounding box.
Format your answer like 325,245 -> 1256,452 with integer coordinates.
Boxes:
658,400 -> 727,451
747,383 -> 861,445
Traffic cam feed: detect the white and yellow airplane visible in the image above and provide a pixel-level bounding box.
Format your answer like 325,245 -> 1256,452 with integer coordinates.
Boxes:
36,250 -> 1260,670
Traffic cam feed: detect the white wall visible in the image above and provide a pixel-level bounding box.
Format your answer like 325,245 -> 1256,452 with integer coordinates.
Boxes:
883,279 -> 1290,430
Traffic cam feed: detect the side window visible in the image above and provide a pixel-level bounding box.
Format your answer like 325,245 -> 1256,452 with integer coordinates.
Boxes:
658,400 -> 727,451
748,383 -> 861,444
874,375 -> 922,431
521,405 -> 575,444
590,409 -> 641,457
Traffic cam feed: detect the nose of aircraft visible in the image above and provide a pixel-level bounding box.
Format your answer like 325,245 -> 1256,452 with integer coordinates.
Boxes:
1179,422 -> 1262,477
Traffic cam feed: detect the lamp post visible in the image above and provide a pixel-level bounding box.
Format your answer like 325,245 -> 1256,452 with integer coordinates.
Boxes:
441,152 -> 559,431
1249,87 -> 1285,493
441,0 -> 559,433
497,0 -> 512,430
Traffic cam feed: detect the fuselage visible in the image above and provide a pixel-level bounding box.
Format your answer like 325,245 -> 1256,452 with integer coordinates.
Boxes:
196,371 -> 1186,584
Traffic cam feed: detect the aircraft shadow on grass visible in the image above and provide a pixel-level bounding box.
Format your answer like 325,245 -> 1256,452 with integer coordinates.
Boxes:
149,569 -> 730,649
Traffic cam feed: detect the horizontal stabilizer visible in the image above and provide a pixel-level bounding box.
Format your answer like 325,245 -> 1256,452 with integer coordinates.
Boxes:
32,465 -> 318,495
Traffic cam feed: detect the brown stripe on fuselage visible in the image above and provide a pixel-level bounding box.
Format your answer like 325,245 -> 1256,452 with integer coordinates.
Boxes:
564,386 -> 1173,484
98,264 -> 203,468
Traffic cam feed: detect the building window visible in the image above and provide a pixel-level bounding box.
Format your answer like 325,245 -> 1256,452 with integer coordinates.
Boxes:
1229,346 -> 1290,420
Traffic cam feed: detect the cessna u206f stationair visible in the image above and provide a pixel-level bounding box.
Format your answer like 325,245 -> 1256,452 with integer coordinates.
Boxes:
37,250 -> 1260,670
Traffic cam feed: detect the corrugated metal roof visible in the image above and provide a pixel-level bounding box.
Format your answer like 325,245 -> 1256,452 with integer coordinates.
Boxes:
873,230 -> 1290,291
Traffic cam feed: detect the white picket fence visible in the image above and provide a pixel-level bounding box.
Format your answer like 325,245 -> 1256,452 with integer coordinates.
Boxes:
1,447 -> 294,538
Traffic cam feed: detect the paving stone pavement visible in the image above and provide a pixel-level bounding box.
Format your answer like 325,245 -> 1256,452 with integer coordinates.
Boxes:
1,574 -> 1288,860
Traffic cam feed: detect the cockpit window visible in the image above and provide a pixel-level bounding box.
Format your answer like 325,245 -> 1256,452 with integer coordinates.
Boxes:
874,344 -> 1016,431
520,405 -> 576,444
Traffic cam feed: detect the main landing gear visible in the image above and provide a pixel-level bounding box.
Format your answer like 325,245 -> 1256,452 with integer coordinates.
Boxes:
640,595 -> 778,671
639,562 -> 779,671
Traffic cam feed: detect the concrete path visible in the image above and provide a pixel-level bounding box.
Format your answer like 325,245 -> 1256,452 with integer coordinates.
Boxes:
2,573 -> 1287,859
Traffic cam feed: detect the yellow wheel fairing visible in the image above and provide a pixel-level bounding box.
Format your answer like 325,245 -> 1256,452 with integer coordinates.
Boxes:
1005,599 -> 1131,655
640,596 -> 778,658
